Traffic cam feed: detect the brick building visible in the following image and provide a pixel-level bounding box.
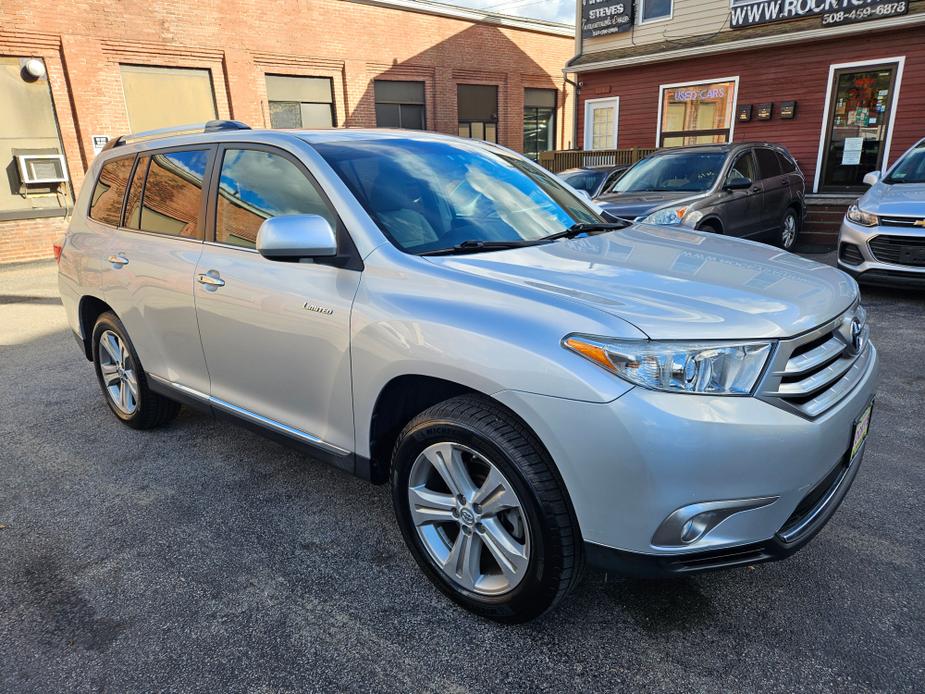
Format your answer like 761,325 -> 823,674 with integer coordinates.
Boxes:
0,0 -> 575,263
567,0 -> 925,249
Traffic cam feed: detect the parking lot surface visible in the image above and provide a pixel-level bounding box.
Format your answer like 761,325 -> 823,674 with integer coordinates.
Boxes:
1,258 -> 922,693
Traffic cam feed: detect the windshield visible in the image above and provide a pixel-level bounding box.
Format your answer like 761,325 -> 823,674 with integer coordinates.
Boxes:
885,145 -> 925,184
560,169 -> 607,194
314,137 -> 601,254
612,152 -> 727,193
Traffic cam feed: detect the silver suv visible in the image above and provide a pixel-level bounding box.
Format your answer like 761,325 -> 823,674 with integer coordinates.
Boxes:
59,122 -> 879,622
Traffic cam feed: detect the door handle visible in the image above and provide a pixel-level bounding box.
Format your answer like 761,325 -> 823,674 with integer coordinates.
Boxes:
107,254 -> 129,267
751,186 -> 762,194
197,272 -> 225,289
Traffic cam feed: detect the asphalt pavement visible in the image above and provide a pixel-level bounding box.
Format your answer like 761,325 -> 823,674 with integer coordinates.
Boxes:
0,257 -> 922,693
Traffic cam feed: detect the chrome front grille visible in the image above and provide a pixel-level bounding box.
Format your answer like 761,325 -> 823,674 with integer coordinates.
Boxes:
879,215 -> 925,228
759,305 -> 871,419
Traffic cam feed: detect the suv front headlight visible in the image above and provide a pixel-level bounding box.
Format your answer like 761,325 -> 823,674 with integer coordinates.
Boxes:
846,203 -> 878,227
640,207 -> 687,226
640,207 -> 703,227
563,335 -> 773,395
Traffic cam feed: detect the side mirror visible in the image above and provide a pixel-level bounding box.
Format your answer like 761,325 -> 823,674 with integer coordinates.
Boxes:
724,176 -> 752,191
862,170 -> 882,186
257,214 -> 337,260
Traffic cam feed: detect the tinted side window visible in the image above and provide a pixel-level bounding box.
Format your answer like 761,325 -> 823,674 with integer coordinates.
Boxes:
776,151 -> 797,174
139,149 -> 209,239
728,151 -> 757,182
123,155 -> 149,229
89,157 -> 134,226
215,148 -> 336,249
755,148 -> 782,179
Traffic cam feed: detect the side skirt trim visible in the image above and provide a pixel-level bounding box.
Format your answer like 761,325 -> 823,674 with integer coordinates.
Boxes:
147,373 -> 352,458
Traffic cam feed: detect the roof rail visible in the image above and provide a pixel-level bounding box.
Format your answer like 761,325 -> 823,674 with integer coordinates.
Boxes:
102,120 -> 251,151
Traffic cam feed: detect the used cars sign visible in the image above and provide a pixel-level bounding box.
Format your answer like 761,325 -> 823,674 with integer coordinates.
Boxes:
581,0 -> 634,38
730,0 -> 909,28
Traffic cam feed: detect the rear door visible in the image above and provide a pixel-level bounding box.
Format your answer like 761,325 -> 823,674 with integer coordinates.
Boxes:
193,143 -> 361,460
102,146 -> 213,395
754,147 -> 789,235
718,149 -> 763,239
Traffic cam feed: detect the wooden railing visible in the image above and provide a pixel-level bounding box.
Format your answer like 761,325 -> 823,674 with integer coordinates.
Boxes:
538,147 -> 657,173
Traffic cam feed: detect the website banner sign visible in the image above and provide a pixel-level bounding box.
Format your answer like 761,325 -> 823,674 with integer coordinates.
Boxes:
730,0 -> 909,29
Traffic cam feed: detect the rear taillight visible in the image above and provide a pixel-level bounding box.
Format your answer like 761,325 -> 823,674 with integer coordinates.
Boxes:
53,240 -> 64,264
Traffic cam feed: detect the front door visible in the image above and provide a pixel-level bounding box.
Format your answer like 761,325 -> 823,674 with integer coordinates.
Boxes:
720,149 -> 763,239
819,63 -> 898,192
193,144 -> 361,458
584,97 -> 619,152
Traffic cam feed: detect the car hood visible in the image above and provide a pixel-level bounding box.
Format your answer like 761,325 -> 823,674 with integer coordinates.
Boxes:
433,225 -> 858,340
862,182 -> 925,216
593,191 -> 701,220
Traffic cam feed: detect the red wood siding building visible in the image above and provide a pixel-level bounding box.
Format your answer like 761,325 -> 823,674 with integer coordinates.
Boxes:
569,5 -> 925,249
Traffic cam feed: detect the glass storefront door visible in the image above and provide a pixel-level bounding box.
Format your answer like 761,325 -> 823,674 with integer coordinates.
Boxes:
819,65 -> 897,192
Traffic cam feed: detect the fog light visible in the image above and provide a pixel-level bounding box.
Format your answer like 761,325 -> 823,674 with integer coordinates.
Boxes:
652,496 -> 779,548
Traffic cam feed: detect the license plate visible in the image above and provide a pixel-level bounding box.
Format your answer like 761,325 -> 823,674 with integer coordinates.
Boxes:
851,401 -> 874,460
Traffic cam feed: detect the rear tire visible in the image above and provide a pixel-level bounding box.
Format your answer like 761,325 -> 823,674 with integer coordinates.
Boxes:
91,312 -> 180,429
391,394 -> 582,623
697,221 -> 722,235
779,207 -> 800,250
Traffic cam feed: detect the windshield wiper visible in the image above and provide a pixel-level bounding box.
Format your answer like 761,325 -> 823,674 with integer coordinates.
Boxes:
541,222 -> 627,242
418,239 -> 543,256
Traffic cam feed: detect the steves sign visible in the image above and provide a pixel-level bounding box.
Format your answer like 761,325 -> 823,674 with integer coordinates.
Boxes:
730,0 -> 909,28
581,0 -> 634,39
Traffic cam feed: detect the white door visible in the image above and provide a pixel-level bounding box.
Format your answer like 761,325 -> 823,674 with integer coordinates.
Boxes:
584,97 -> 620,151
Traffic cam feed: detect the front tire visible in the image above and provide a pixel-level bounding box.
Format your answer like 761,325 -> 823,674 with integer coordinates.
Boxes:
391,395 -> 582,622
91,311 -> 180,429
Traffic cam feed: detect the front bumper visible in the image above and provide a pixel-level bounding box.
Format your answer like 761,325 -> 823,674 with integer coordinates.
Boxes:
838,218 -> 925,287
493,341 -> 879,570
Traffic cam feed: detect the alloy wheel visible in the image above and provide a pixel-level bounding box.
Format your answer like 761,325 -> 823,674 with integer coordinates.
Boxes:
98,330 -> 139,415
782,212 -> 797,249
407,442 -> 531,596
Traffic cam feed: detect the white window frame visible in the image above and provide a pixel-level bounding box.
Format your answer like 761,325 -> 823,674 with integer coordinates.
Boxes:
638,0 -> 673,26
583,97 -> 620,151
812,56 -> 905,193
655,76 -> 739,148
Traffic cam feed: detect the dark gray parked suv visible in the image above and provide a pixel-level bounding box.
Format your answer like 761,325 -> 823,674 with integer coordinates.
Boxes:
594,143 -> 806,250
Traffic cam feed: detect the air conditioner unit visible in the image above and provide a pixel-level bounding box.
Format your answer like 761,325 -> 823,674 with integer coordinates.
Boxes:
16,153 -> 67,185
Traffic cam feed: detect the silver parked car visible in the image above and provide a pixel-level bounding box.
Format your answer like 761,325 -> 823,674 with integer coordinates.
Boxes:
59,122 -> 879,622
838,137 -> 925,287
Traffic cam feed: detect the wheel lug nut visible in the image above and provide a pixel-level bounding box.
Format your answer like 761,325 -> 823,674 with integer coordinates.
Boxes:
475,522 -> 485,534
472,503 -> 482,514
461,526 -> 472,535
451,508 -> 459,518
456,494 -> 466,505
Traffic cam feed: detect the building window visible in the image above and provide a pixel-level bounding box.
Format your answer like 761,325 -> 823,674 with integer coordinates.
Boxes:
658,79 -> 737,148
457,84 -> 498,143
266,75 -> 335,129
523,88 -> 557,160
0,57 -> 70,220
374,80 -> 425,130
120,65 -> 217,133
639,0 -> 672,23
